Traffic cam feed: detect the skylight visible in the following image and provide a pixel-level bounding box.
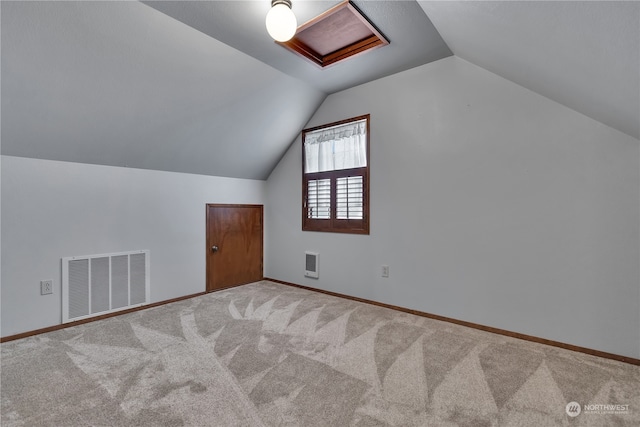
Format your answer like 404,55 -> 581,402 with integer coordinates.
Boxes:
277,0 -> 389,68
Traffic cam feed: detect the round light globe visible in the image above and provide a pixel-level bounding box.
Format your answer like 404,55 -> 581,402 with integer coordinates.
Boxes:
266,3 -> 297,42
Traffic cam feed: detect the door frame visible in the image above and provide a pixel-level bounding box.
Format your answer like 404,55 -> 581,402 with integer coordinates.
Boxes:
205,203 -> 264,292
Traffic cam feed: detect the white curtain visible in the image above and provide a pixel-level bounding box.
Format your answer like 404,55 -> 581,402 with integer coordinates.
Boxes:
304,119 -> 367,173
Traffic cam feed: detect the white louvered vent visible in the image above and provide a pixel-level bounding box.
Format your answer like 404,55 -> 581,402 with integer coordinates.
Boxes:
62,250 -> 150,323
305,251 -> 319,279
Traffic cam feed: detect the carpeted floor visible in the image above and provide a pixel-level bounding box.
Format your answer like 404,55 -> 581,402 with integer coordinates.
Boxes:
1,280 -> 638,426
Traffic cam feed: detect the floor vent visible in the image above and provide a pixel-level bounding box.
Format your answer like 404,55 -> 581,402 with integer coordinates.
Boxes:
62,250 -> 150,323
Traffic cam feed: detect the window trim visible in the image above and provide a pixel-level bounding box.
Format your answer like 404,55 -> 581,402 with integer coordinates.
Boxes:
301,114 -> 370,234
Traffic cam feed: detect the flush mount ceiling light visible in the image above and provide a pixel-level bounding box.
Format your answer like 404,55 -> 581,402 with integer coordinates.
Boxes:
266,0 -> 297,42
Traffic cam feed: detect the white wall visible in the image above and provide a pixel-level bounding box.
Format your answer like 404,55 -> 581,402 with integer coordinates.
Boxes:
1,156 -> 265,337
265,56 -> 640,359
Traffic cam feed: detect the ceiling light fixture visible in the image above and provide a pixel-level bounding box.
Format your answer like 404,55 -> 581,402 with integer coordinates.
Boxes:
266,0 -> 297,42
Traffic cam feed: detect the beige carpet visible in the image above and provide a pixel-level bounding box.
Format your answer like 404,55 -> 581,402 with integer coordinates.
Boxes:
1,280 -> 638,426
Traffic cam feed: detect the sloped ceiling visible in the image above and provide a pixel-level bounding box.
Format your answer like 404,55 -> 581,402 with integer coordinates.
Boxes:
1,0 -> 450,179
1,1 -> 326,179
143,0 -> 452,94
419,0 -> 640,140
2,1 -> 638,182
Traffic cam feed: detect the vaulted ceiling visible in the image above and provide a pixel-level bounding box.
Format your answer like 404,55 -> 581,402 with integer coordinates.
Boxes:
419,1 -> 639,144
2,1 -> 638,180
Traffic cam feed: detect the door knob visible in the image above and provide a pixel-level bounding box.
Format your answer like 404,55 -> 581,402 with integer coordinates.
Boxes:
211,245 -> 219,253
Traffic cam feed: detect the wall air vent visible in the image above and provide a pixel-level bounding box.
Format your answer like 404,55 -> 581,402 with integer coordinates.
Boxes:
62,250 -> 150,323
305,251 -> 319,278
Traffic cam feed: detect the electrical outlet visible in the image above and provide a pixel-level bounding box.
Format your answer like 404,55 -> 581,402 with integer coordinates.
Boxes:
40,280 -> 53,295
381,265 -> 389,278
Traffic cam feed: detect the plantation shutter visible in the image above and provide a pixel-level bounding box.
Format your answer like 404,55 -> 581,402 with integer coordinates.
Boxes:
307,178 -> 331,219
336,175 -> 363,219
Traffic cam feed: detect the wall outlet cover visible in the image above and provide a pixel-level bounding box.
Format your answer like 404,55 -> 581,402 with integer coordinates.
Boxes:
382,265 -> 389,278
40,280 -> 53,295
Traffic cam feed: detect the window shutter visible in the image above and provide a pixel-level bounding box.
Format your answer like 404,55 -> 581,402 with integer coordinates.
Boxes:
307,178 -> 331,219
336,175 -> 363,219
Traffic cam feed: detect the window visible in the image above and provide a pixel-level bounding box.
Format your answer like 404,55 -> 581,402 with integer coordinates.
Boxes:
302,114 -> 370,234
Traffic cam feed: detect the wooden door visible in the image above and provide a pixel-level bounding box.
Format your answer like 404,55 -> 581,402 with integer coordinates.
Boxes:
206,204 -> 263,292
